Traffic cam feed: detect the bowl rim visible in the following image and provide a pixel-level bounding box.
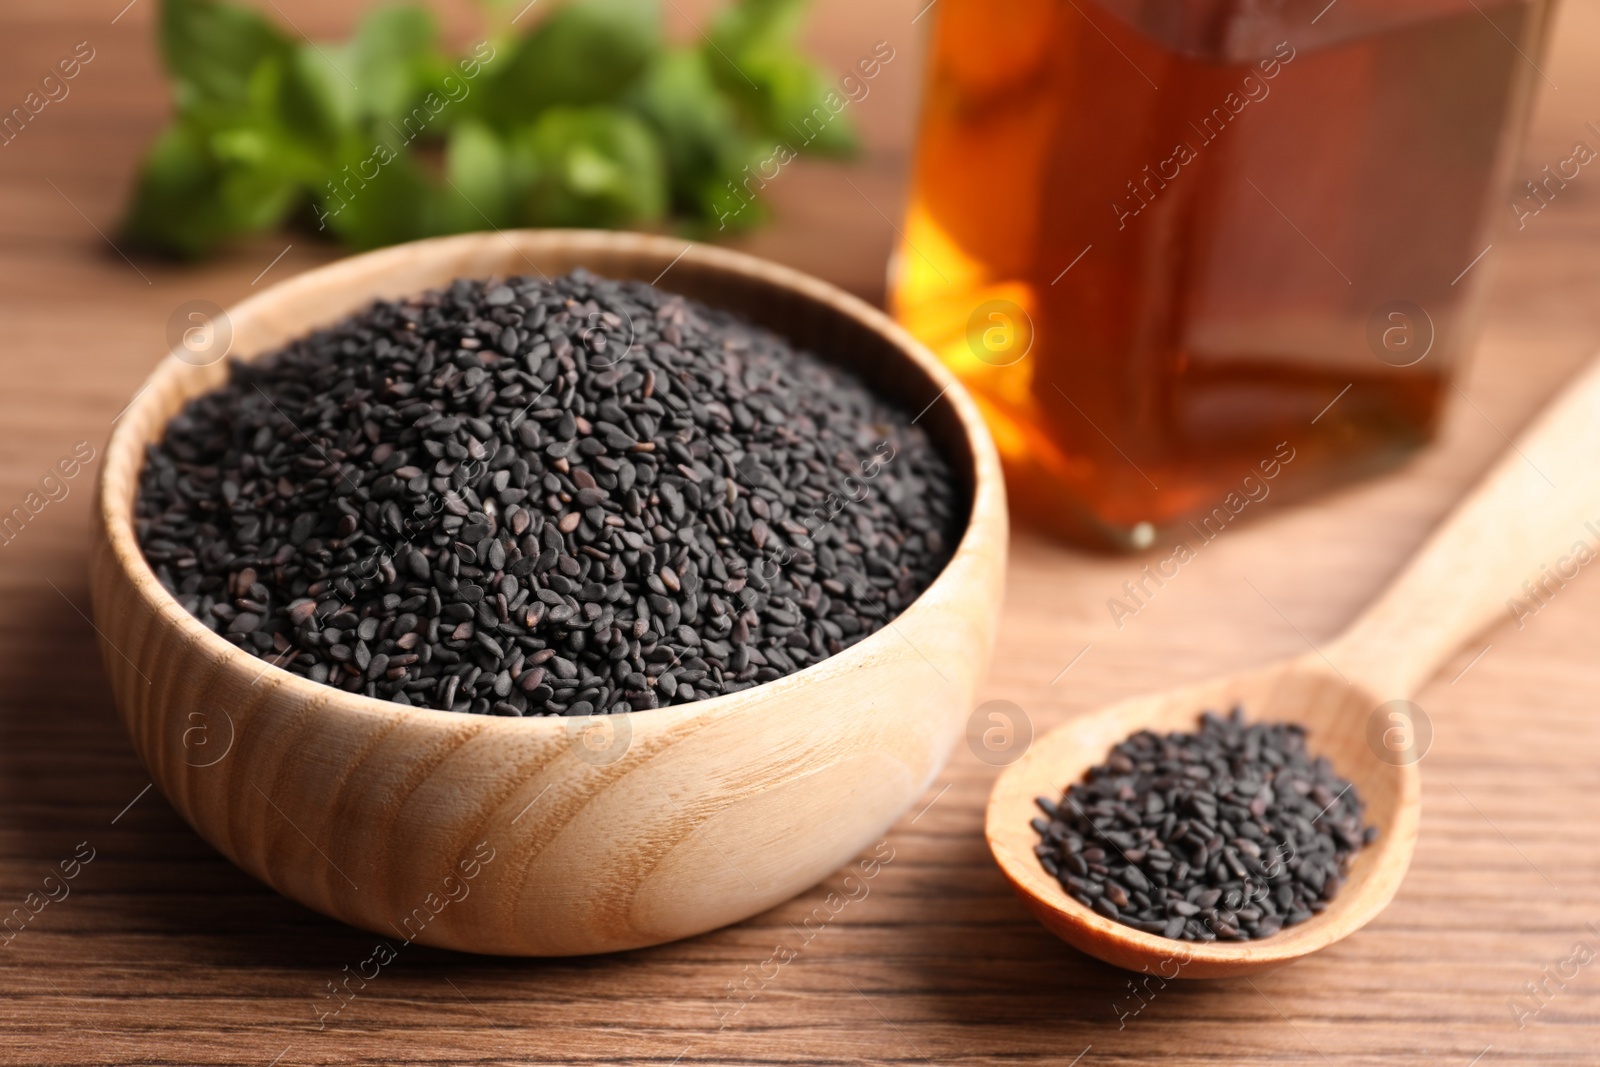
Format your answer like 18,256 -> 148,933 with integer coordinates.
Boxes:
96,229 -> 1006,732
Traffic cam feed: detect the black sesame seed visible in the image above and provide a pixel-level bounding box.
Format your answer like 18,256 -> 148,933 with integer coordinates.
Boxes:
136,270 -> 960,716
1033,707 -> 1374,943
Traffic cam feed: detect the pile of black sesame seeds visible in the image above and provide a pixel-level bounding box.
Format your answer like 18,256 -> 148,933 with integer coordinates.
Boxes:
1033,709 -> 1376,942
136,270 -> 959,716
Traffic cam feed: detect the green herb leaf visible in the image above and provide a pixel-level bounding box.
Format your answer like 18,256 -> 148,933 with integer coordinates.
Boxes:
123,119 -> 299,257
705,0 -> 855,156
129,0 -> 844,257
689,140 -> 775,233
348,5 -> 448,124
314,153 -> 442,249
446,120 -> 518,227
732,48 -> 856,156
629,49 -> 746,208
708,0 -> 807,56
521,106 -> 668,227
266,44 -> 361,160
160,0 -> 291,111
481,0 -> 660,124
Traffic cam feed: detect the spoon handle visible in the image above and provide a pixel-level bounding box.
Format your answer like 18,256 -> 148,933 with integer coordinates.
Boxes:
1328,354 -> 1600,697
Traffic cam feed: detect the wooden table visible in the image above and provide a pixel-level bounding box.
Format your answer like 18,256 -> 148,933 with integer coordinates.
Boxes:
4,1 -> 1600,1063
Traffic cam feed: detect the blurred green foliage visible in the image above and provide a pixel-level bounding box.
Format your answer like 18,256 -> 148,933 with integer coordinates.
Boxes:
122,0 -> 855,257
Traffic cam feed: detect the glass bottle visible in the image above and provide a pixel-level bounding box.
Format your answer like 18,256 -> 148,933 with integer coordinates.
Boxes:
891,0 -> 1555,549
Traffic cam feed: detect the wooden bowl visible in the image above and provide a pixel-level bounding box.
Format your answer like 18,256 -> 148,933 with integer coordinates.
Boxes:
89,230 -> 1007,955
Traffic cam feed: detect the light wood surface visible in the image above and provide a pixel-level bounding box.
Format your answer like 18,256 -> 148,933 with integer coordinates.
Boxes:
90,229 -> 1007,956
5,0 -> 1600,1064
988,353 -> 1600,978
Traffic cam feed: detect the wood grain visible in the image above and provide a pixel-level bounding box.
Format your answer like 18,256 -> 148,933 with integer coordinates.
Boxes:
4,0 -> 1600,1064
1326,353 -> 1600,698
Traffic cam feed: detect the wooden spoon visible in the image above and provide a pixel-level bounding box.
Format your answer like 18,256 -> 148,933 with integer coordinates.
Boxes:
987,355 -> 1600,978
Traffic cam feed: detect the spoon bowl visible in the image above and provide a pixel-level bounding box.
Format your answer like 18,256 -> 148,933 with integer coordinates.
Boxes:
987,660 -> 1417,978
988,352 -> 1600,976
